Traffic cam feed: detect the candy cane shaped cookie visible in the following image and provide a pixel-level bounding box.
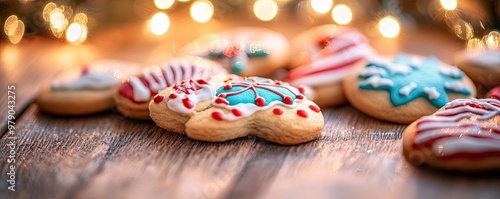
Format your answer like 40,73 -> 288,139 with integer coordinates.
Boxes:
36,60 -> 140,115
113,56 -> 227,119
403,98 -> 500,171
287,25 -> 372,107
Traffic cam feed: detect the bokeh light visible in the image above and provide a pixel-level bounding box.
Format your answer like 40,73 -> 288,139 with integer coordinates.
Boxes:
378,16 -> 400,38
466,38 -> 484,51
155,0 -> 175,10
190,0 -> 214,23
332,4 -> 352,25
65,22 -> 87,44
484,31 -> 500,49
440,0 -> 457,11
253,0 -> 279,21
43,2 -> 57,22
49,8 -> 67,31
150,12 -> 170,35
311,0 -> 333,14
4,15 -> 25,44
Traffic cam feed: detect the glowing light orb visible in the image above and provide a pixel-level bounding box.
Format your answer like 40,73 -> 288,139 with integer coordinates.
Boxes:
190,0 -> 214,23
311,0 -> 333,14
155,0 -> 175,10
378,16 -> 400,38
332,4 -> 352,25
4,15 -> 25,44
253,0 -> 278,21
150,12 -> 170,35
440,0 -> 457,11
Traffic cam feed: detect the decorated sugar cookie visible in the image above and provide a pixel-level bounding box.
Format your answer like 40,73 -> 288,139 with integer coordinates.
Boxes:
403,98 -> 500,171
343,54 -> 476,124
287,25 -> 372,107
113,56 -> 227,119
36,60 -> 140,115
180,27 -> 290,77
487,86 -> 500,99
454,49 -> 500,88
149,77 -> 324,145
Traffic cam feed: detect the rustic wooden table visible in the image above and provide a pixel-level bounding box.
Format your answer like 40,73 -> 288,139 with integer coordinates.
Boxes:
1,12 -> 499,199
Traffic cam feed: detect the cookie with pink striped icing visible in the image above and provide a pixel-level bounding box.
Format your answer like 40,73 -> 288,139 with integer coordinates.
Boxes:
113,56 -> 228,119
149,77 -> 324,145
287,25 -> 372,107
403,98 -> 500,171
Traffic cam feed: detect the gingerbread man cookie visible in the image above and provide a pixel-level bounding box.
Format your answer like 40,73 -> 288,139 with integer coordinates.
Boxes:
343,54 -> 476,124
403,98 -> 500,171
114,56 -> 227,119
454,49 -> 500,89
287,25 -> 372,107
180,27 -> 290,77
36,60 -> 140,115
149,77 -> 324,145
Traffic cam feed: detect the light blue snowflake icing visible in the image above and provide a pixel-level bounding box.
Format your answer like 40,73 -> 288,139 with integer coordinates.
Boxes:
358,54 -> 471,108
215,77 -> 298,106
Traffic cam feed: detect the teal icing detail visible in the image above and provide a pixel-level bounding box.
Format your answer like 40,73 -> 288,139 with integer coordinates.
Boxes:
231,55 -> 246,74
215,78 -> 297,106
245,45 -> 268,57
206,42 -> 269,74
358,54 -> 471,108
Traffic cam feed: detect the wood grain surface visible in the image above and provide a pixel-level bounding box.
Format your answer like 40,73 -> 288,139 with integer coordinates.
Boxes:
1,9 -> 499,199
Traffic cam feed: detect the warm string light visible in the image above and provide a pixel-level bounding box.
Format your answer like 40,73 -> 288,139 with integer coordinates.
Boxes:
190,0 -> 214,23
149,12 -> 170,35
378,16 -> 400,38
310,0 -> 333,14
155,0 -> 175,10
4,15 -> 25,44
440,0 -> 457,11
331,4 -> 352,25
253,0 -> 279,21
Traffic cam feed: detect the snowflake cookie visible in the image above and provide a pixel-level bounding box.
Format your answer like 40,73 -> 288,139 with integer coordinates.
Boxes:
149,77 -> 324,145
343,54 -> 476,124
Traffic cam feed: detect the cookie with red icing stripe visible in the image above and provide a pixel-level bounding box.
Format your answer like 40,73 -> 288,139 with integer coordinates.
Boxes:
36,60 -> 140,115
113,56 -> 227,119
149,77 -> 324,145
487,86 -> 500,99
402,98 -> 500,171
287,25 -> 372,107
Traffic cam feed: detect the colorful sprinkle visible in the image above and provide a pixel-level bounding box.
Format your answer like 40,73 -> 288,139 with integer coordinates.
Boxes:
182,97 -> 194,109
153,95 -> 164,103
273,107 -> 283,115
168,93 -> 177,99
232,109 -> 243,117
297,109 -> 308,118
309,105 -> 320,113
255,97 -> 266,107
215,97 -> 229,105
212,110 -> 224,121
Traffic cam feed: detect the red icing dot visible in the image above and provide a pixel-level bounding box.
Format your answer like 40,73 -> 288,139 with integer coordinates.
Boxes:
274,80 -> 282,85
168,93 -> 177,99
296,94 -> 304,100
255,97 -> 266,107
219,93 -> 227,98
273,108 -> 283,115
211,110 -> 224,121
224,84 -> 232,90
283,96 -> 293,105
298,86 -> 306,94
153,95 -> 164,103
215,97 -> 229,105
232,109 -> 243,117
297,109 -> 308,118
197,79 -> 208,85
182,97 -> 194,109
81,66 -> 90,75
309,105 -> 320,113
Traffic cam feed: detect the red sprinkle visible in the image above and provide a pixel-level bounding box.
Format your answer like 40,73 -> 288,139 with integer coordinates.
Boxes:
283,96 -> 293,104
211,110 -> 224,121
173,84 -> 179,90
224,84 -> 232,90
273,108 -> 283,115
296,94 -> 304,100
297,109 -> 308,118
255,97 -> 266,107
274,80 -> 282,85
215,97 -> 229,105
153,95 -> 164,103
298,86 -> 306,94
309,105 -> 320,113
197,79 -> 208,85
219,93 -> 227,98
182,97 -> 194,109
168,93 -> 177,99
232,109 -> 243,117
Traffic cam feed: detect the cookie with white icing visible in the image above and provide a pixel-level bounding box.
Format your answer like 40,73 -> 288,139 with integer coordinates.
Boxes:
36,60 -> 140,115
180,27 -> 290,77
287,25 -> 372,107
454,49 -> 500,88
149,77 -> 324,145
113,56 -> 227,119
343,54 -> 476,124
402,98 -> 500,171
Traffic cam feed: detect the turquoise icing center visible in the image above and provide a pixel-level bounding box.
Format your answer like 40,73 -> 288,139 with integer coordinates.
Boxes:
215,78 -> 297,106
358,54 -> 471,108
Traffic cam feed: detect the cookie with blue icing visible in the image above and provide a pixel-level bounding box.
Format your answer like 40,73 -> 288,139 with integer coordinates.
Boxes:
180,27 -> 290,77
343,54 -> 476,124
149,77 -> 324,145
